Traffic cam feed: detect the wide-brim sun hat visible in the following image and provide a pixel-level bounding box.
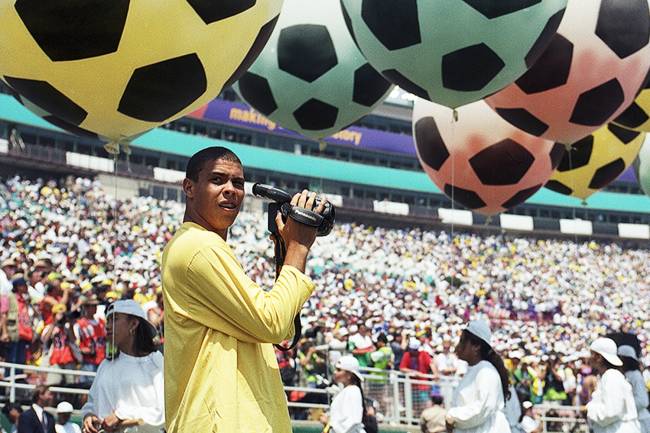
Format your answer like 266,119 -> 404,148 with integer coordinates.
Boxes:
618,345 -> 639,361
590,337 -> 623,367
465,319 -> 492,347
106,299 -> 157,337
335,355 -> 364,382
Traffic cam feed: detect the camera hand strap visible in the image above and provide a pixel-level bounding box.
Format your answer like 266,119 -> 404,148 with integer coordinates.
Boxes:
272,233 -> 302,353
281,203 -> 324,228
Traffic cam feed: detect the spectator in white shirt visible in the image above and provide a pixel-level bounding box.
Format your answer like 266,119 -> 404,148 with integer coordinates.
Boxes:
586,338 -> 640,433
618,346 -> 650,433
446,320 -> 511,433
82,301 -> 163,433
519,401 -> 541,433
320,355 -> 368,433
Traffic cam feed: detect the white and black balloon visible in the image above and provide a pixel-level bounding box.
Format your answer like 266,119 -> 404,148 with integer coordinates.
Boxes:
234,0 -> 393,140
340,0 -> 568,109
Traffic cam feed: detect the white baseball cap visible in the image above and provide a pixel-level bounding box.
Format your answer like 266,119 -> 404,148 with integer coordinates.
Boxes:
522,401 -> 534,410
466,319 -> 492,347
618,345 -> 639,361
335,355 -> 364,382
408,338 -> 421,351
106,300 -> 157,336
56,401 -> 74,413
590,338 -> 623,367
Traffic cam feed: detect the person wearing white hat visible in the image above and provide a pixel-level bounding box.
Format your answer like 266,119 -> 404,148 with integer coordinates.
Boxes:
81,300 -> 164,433
618,345 -> 650,433
445,320 -> 511,433
55,401 -> 81,433
320,355 -> 370,433
586,338 -> 641,433
519,402 -> 541,433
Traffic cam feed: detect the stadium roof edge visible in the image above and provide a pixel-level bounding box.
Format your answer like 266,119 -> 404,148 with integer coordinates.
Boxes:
1,94 -> 649,214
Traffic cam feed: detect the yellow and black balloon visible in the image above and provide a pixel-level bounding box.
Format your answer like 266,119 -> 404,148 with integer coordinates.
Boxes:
545,124 -> 645,201
0,0 -> 282,152
613,72 -> 650,133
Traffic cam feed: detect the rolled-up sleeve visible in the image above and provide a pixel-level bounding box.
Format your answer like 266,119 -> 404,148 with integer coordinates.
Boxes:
184,245 -> 315,344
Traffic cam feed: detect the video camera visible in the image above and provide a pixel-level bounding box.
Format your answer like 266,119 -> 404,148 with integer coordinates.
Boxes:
252,183 -> 335,237
252,184 -> 334,352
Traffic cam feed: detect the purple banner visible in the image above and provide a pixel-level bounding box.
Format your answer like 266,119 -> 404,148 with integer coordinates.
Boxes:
618,167 -> 638,183
188,99 -> 640,186
189,99 -> 416,156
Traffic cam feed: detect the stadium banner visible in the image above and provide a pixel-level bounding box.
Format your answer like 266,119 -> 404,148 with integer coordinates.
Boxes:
189,99 -> 639,184
189,100 -> 416,156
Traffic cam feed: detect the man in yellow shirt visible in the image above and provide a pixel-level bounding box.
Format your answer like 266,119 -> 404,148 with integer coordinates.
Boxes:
162,146 -> 326,432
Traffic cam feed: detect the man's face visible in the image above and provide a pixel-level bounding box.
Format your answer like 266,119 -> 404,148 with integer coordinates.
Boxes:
40,389 -> 54,406
184,159 -> 245,237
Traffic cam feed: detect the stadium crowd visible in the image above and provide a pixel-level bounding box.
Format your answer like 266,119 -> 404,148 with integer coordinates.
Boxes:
0,175 -> 649,413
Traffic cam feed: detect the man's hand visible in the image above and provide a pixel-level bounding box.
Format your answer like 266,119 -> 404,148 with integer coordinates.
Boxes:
83,414 -> 102,433
276,190 -> 327,273
102,413 -> 122,432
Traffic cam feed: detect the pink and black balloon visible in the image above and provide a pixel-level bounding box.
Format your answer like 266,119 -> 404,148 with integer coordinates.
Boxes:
413,98 -> 565,216
487,0 -> 650,145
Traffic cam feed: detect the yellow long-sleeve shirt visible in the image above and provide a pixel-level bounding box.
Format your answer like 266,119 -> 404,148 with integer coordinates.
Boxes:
162,222 -> 315,433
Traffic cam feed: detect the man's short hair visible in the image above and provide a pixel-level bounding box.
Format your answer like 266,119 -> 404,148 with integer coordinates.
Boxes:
32,385 -> 49,403
185,147 -> 242,181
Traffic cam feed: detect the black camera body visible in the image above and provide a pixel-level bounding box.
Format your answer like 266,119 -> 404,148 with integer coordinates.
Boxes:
253,184 -> 335,237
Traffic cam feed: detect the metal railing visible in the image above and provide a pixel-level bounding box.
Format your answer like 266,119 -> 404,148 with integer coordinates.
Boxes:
535,405 -> 589,433
0,362 -> 590,431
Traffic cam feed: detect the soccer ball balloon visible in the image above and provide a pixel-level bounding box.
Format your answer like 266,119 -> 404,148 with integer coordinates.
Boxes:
234,0 -> 393,140
413,98 -> 564,216
5,80 -> 99,139
487,0 -> 650,144
613,72 -> 650,133
546,124 -> 645,201
340,0 -> 567,108
0,0 -> 282,148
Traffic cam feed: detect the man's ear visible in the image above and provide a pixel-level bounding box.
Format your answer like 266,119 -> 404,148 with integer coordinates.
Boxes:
182,178 -> 194,199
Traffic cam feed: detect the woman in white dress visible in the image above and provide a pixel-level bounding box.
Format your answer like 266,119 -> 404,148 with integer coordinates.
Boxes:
82,300 -> 164,433
320,355 -> 368,433
586,338 -> 640,433
445,319 -> 511,433
618,345 -> 650,433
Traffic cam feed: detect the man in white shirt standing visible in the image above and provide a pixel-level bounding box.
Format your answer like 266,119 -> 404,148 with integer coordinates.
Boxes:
18,385 -> 55,433
55,402 -> 81,433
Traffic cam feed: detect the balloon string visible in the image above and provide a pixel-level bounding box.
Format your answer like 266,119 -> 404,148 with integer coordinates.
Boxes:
566,143 -> 581,271
450,109 -> 456,305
